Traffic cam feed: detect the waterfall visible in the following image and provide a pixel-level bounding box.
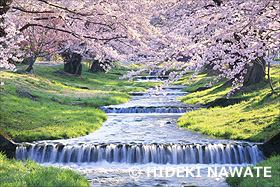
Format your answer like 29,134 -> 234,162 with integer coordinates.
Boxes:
16,143 -> 263,165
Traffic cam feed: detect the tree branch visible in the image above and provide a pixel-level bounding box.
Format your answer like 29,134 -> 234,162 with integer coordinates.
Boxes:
12,6 -> 54,14
36,0 -> 96,16
33,16 -> 57,20
19,23 -> 127,41
65,15 -> 114,30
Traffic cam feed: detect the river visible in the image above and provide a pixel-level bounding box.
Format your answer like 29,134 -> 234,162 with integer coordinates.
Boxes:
16,78 -> 263,187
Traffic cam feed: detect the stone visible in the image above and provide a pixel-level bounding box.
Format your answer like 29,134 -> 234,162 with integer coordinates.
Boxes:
259,130 -> 280,157
0,134 -> 17,158
135,117 -> 143,122
129,92 -> 145,96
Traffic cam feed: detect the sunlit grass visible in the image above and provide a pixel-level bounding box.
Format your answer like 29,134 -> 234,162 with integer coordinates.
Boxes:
0,92 -> 106,142
226,155 -> 280,187
0,65 -> 159,142
0,153 -> 89,187
177,66 -> 280,187
178,66 -> 280,142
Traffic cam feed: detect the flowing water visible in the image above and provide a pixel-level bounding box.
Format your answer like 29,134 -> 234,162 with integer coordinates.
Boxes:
16,80 -> 263,187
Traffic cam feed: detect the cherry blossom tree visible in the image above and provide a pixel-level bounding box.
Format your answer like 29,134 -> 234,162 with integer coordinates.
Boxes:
140,0 -> 280,96
1,0 -> 279,95
0,0 -> 24,71
0,0 -> 168,72
21,19 -> 67,72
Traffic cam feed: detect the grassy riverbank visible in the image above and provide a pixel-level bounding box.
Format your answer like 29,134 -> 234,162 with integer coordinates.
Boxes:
0,65 -> 159,142
177,66 -> 280,187
178,66 -> 279,142
0,64 -> 160,187
0,152 -> 89,187
226,155 -> 280,187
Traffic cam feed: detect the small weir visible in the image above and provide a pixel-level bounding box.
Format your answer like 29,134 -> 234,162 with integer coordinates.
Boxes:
129,92 -> 188,96
134,76 -> 169,80
16,143 -> 262,165
100,106 -> 193,113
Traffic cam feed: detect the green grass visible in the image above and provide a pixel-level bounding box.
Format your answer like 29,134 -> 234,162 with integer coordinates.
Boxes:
175,73 -> 226,92
178,66 -> 280,142
0,64 -> 160,187
177,67 -> 280,187
176,72 -> 230,104
0,152 -> 89,187
0,65 -> 160,142
226,155 -> 280,187
0,95 -> 106,142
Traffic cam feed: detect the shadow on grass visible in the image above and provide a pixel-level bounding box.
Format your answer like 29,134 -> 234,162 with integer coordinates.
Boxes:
248,116 -> 280,142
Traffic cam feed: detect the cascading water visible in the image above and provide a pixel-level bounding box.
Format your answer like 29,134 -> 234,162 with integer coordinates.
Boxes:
14,82 -> 264,186
134,76 -> 169,82
100,107 -> 193,113
16,143 -> 262,165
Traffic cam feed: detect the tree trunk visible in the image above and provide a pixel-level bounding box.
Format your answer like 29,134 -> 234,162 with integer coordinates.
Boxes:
25,56 -> 37,73
267,60 -> 277,94
243,57 -> 266,86
46,54 -> 51,61
89,59 -> 109,73
222,57 -> 267,88
203,63 -> 220,76
61,51 -> 82,75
